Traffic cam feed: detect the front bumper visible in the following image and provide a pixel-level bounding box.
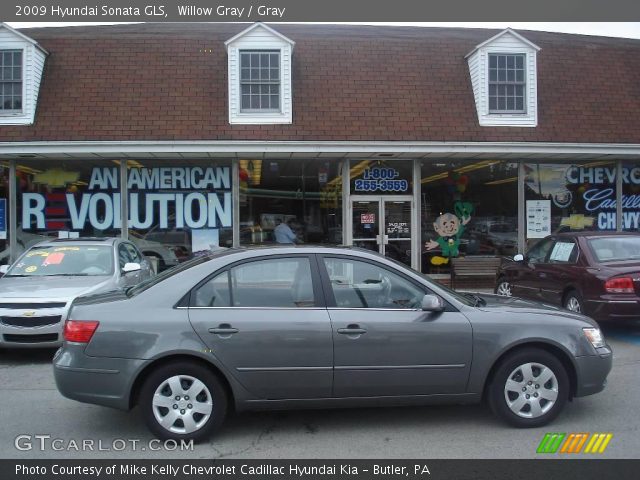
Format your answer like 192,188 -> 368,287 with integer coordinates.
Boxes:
53,344 -> 145,410
573,346 -> 613,397
0,310 -> 66,348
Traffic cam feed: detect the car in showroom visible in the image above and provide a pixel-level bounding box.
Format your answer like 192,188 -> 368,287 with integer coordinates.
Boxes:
54,246 -> 611,441
0,238 -> 153,348
495,232 -> 640,322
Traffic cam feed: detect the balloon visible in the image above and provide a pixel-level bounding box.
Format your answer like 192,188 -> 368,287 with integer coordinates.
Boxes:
239,169 -> 249,182
459,175 -> 469,185
457,184 -> 466,193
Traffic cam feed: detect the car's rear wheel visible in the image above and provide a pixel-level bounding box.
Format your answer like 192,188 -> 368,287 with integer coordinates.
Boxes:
488,348 -> 569,428
495,277 -> 512,297
139,361 -> 227,442
564,290 -> 584,314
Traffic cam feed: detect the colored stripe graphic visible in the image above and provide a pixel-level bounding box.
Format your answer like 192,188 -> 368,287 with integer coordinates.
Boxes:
559,433 -> 589,453
537,433 -> 566,453
584,433 -> 613,454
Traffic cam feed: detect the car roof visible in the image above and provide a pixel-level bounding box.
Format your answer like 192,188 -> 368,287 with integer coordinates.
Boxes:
34,237 -> 119,247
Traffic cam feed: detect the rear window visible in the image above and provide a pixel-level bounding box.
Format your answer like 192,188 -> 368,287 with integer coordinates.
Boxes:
588,236 -> 640,263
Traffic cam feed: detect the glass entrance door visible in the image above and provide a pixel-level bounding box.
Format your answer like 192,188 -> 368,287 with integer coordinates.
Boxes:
351,198 -> 413,267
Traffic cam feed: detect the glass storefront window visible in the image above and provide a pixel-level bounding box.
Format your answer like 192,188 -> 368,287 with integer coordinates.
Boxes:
622,162 -> 640,232
15,160 -> 122,260
126,159 -> 233,270
0,163 -> 9,264
524,161 -> 618,248
421,159 -> 518,273
239,158 -> 342,245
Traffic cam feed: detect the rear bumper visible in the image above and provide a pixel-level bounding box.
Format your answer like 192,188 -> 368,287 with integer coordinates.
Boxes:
573,347 -> 613,397
53,344 -> 145,410
586,296 -> 640,322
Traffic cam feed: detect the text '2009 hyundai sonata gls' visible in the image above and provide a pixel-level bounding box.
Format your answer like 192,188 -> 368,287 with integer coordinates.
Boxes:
54,246 -> 612,441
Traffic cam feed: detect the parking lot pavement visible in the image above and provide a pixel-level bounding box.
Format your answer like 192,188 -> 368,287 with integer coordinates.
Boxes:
0,324 -> 639,460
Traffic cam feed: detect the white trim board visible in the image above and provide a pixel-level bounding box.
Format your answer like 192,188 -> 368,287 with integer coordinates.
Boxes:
0,141 -> 640,157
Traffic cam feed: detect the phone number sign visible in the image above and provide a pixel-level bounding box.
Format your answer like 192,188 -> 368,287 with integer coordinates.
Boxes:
354,166 -> 409,193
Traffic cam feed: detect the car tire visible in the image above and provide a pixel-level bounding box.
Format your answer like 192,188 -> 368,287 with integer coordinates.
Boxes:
488,348 -> 569,428
495,277 -> 512,297
563,290 -> 584,314
139,361 -> 228,442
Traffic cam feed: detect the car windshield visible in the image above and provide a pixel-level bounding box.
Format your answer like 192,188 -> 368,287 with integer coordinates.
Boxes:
588,236 -> 640,263
6,245 -> 114,277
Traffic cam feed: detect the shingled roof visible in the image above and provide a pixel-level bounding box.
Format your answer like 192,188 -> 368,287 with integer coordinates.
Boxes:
1,23 -> 640,143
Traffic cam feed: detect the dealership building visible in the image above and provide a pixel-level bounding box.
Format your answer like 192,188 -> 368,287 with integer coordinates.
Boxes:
0,22 -> 638,276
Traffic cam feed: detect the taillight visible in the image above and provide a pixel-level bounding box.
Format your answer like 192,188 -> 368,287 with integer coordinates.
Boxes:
63,320 -> 100,343
604,277 -> 634,294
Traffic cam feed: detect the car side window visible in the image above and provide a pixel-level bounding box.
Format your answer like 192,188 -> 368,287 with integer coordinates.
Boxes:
192,271 -> 231,307
124,243 -> 143,264
323,257 -> 424,309
527,238 -> 555,264
548,240 -> 579,264
118,244 -> 132,269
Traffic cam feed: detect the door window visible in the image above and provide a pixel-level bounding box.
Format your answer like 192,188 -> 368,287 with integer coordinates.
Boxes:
194,257 -> 316,308
548,240 -> 578,264
118,244 -> 133,269
527,238 -> 554,264
123,243 -> 143,263
323,257 -> 424,309
192,271 -> 231,307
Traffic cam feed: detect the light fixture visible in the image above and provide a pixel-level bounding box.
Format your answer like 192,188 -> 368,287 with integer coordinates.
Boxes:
484,176 -> 518,185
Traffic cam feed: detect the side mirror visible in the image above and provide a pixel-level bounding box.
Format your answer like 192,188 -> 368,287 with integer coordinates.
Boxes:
0,265 -> 9,275
422,294 -> 445,312
122,262 -> 141,274
513,254 -> 525,262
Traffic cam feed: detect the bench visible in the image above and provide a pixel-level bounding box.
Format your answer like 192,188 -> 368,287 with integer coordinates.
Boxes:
450,256 -> 503,290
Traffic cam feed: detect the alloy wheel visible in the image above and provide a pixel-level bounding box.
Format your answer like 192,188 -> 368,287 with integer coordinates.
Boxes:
503,362 -> 558,419
497,281 -> 512,297
565,296 -> 581,313
152,375 -> 213,434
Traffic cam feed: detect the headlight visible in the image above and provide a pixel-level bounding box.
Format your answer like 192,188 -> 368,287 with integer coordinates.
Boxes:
583,327 -> 606,348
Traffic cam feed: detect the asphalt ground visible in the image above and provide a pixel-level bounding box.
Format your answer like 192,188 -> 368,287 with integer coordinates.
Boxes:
0,322 -> 638,460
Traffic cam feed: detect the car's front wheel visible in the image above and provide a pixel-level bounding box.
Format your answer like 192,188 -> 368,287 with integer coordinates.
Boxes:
495,277 -> 512,297
139,361 -> 227,442
488,348 -> 569,428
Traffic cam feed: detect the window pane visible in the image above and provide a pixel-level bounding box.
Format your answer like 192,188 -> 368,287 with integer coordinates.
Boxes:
507,56 -> 515,68
489,55 -> 497,68
515,97 -> 524,111
516,55 -> 524,69
250,53 -> 259,67
515,85 -> 524,97
506,97 -> 515,110
498,97 -> 506,110
193,271 -> 231,307
241,94 -> 250,110
270,94 -> 279,109
489,96 -> 498,111
13,51 -> 22,65
13,66 -> 21,80
498,56 -> 506,68
250,95 -> 260,109
498,69 -> 506,81
231,258 -> 315,307
270,68 -> 279,80
323,258 -> 424,309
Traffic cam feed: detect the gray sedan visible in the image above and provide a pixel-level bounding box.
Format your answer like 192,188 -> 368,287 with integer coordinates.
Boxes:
0,238 -> 153,348
53,246 -> 612,441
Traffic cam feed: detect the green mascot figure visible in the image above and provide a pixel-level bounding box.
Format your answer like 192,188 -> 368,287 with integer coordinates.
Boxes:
424,201 -> 473,265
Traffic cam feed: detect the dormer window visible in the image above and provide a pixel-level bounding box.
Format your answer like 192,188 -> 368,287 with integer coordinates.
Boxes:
240,50 -> 280,112
225,23 -> 294,125
466,29 -> 539,127
488,53 -> 526,113
0,49 -> 23,112
0,23 -> 48,125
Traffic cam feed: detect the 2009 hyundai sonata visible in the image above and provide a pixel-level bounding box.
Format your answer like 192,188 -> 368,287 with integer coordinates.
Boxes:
53,246 -> 612,441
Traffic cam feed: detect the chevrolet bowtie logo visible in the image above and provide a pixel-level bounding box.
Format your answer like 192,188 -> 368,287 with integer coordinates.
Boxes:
22,311 -> 36,317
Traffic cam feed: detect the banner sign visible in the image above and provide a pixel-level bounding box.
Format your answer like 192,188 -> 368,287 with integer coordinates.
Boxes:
22,167 -> 232,231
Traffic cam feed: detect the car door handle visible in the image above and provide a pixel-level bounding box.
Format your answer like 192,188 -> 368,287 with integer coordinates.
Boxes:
208,326 -> 239,335
337,325 -> 367,335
